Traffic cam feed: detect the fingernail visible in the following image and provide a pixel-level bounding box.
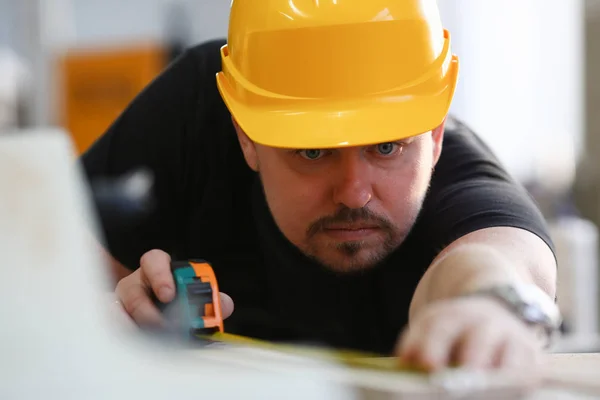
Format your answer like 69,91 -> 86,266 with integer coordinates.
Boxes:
159,287 -> 173,301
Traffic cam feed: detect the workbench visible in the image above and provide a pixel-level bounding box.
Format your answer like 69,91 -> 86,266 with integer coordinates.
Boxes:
178,332 -> 600,400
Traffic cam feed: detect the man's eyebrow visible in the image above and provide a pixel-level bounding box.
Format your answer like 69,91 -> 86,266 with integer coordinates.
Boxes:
373,137 -> 416,145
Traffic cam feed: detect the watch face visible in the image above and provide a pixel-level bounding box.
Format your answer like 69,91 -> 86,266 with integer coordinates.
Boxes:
523,303 -> 551,325
474,283 -> 561,331
502,283 -> 562,329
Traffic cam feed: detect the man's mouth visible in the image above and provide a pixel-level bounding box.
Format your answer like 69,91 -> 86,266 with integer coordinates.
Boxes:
321,224 -> 381,241
324,224 -> 380,231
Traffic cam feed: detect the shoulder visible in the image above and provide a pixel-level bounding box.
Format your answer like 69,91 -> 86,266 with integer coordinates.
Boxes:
140,38 -> 226,100
184,39 -> 227,80
187,38 -> 227,57
441,116 -> 502,162
412,115 -> 554,257
434,115 -> 514,186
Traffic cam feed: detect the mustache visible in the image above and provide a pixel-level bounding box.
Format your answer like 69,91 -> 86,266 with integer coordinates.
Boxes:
307,206 -> 393,238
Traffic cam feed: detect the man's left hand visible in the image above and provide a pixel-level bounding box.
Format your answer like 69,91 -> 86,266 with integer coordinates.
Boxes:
395,297 -> 544,371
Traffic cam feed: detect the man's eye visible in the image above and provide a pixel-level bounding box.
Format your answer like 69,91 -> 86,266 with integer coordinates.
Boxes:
375,143 -> 399,156
299,149 -> 324,160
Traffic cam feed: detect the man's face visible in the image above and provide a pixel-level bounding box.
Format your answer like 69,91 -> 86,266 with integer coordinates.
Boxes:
236,122 -> 445,273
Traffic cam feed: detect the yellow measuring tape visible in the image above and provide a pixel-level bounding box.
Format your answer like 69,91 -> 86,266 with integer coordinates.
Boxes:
206,332 -> 429,374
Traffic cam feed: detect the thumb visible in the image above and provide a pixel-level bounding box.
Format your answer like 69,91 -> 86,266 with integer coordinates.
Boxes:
219,292 -> 235,319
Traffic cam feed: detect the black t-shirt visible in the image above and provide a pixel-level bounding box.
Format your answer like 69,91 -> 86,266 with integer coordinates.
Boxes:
81,39 -> 554,355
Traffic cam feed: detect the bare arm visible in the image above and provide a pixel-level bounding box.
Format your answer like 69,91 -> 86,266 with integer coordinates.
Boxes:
409,226 -> 557,322
396,226 -> 557,370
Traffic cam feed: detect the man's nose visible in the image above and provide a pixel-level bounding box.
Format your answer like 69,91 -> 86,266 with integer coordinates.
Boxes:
332,155 -> 373,209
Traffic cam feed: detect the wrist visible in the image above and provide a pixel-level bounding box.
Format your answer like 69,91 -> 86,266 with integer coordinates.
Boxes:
462,282 -> 562,348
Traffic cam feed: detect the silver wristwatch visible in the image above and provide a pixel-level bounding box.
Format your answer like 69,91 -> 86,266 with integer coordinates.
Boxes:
467,282 -> 563,346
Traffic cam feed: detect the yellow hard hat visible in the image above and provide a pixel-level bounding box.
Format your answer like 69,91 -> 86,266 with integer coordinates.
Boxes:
216,0 -> 459,149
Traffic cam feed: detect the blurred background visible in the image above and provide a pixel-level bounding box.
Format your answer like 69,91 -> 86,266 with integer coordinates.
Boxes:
0,0 -> 599,344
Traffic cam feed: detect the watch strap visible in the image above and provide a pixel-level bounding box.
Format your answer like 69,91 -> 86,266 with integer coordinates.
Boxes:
465,283 -> 562,347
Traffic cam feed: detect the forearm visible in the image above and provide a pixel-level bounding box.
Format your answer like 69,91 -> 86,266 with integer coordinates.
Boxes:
409,227 -> 557,322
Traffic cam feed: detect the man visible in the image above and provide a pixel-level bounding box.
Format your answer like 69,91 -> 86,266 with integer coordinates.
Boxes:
83,0 -> 560,371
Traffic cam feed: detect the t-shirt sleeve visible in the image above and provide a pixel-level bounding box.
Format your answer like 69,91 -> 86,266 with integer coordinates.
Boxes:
414,117 -> 555,257
79,42 -> 220,269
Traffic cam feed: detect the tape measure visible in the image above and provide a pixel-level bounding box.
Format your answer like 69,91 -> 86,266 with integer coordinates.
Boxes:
162,259 -> 427,375
154,260 -> 224,338
206,332 -> 426,373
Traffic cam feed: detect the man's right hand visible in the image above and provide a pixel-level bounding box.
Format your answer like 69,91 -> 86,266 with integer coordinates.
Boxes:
115,249 -> 235,326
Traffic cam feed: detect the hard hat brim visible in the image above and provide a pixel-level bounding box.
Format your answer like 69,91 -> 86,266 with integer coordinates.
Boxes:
217,57 -> 459,150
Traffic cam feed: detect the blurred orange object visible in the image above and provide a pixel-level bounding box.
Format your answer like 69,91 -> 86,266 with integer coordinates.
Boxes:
58,42 -> 168,154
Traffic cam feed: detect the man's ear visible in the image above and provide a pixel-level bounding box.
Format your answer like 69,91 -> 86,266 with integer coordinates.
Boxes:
232,117 -> 259,171
431,117 -> 446,166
